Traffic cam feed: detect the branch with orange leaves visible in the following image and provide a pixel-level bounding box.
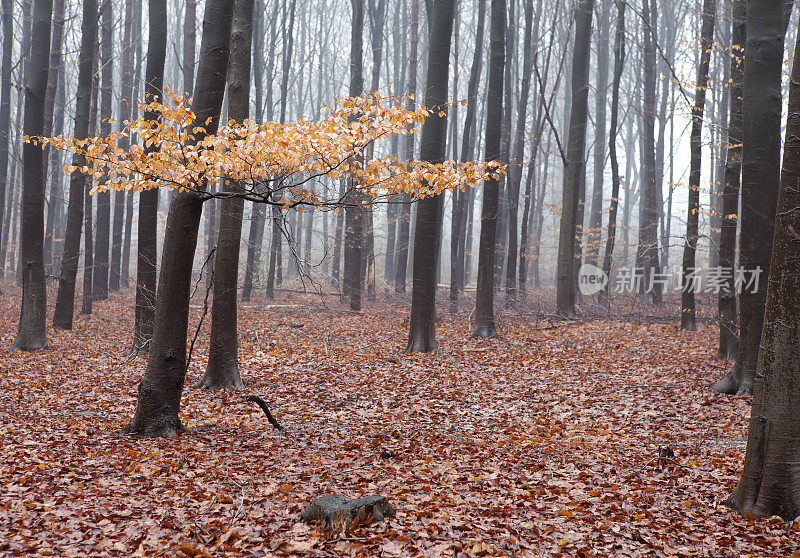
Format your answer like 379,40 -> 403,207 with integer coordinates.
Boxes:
31,91 -> 501,210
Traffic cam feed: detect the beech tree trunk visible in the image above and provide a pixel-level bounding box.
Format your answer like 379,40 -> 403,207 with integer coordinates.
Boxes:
450,0 -> 485,308
343,0 -> 365,311
41,0 -> 64,280
393,0 -> 419,294
92,1 -> 114,302
0,0 -> 13,289
110,0 -> 135,293
124,0 -> 234,437
52,0 -> 98,330
406,0 -> 456,353
505,0 -> 538,307
197,0 -> 253,391
556,0 -> 594,317
680,0 -> 715,330
81,60 -> 100,317
184,0 -> 196,95
133,0 -> 167,354
715,0 -> 745,363
472,0 -> 506,338
719,0 -> 786,396
587,0 -> 610,267
600,0 -> 625,305
14,0 -> 52,351
724,16 -> 800,520
636,0 -> 661,304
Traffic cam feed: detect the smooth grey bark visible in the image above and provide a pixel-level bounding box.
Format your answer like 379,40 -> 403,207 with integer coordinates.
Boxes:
343,0 -> 365,311
636,0 -> 661,304
680,0 -> 716,330
133,0 -> 167,354
110,0 -> 135,293
406,0 -> 456,353
197,0 -> 253,391
724,15 -> 800,520
394,0 -> 419,294
600,0 -> 625,305
0,0 -> 13,287
14,0 -> 52,351
41,0 -> 64,279
715,0 -> 745,365
556,0 -> 594,317
124,0 -> 234,437
184,0 -> 196,95
92,1 -> 113,301
504,0 -> 537,307
450,0 -> 485,308
52,0 -> 98,330
472,0 -> 506,338
719,0 -> 786,396
81,56 -> 100,317
586,0 -> 610,267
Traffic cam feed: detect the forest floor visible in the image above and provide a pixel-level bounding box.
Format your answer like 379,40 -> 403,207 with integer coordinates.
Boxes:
0,282 -> 798,557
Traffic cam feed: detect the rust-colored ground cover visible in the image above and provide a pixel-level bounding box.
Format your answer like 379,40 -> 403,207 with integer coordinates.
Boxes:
0,285 -> 796,556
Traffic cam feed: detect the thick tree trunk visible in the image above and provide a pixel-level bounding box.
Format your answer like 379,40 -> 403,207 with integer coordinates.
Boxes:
472,0 -> 506,338
184,0 -> 196,95
41,0 -> 64,280
14,0 -> 52,351
600,0 -> 625,306
124,0 -> 234,437
715,0 -> 745,365
556,0 -> 594,317
343,0 -> 365,311
406,0 -> 456,353
680,0 -> 716,330
724,16 -> 800,519
133,0 -> 167,354
92,2 -> 113,302
52,0 -> 97,330
197,0 -> 253,391
718,0 -> 786,396
394,0 -> 419,294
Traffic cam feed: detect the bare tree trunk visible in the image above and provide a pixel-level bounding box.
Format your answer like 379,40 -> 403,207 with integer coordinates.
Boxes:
450,0 -> 485,308
406,0 -> 456,353
81,55 -> 100,317
0,0 -> 12,289
720,0 -> 787,395
52,0 -> 98,330
724,12 -> 800,519
556,0 -> 594,317
41,0 -> 64,280
92,1 -> 113,301
343,0 -> 365,311
635,0 -> 662,304
680,0 -> 716,330
504,0 -> 537,306
394,0 -> 419,294
197,0 -> 253,390
472,0 -> 506,338
125,0 -> 234,437
110,0 -> 136,293
600,0 -> 625,306
133,0 -> 168,353
14,0 -> 52,351
587,0 -> 610,267
121,0 -> 143,290
714,0 -> 745,367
